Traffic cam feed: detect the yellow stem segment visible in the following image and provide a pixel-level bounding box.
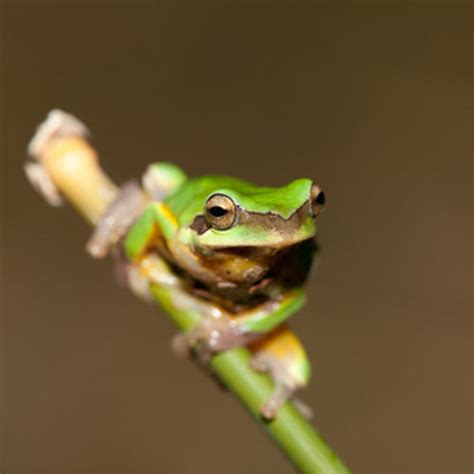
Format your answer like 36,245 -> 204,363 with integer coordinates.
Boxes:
36,136 -> 117,224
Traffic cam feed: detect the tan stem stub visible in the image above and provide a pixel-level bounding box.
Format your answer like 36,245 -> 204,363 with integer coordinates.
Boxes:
26,110 -> 118,224
42,137 -> 118,224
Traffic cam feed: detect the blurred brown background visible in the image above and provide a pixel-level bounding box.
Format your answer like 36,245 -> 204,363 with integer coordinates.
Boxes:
1,3 -> 472,474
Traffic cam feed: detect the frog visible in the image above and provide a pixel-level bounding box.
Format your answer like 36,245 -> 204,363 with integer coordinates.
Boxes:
84,162 -> 325,419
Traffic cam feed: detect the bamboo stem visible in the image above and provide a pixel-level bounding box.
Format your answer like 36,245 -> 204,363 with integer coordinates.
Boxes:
26,110 -> 351,474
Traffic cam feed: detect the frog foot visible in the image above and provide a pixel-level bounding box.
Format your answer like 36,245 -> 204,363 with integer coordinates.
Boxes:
250,354 -> 304,420
172,316 -> 259,364
250,355 -> 313,421
142,162 -> 187,201
86,180 -> 147,258
249,327 -> 312,420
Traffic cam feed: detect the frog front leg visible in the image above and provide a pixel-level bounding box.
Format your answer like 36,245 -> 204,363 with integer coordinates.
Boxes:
86,162 -> 186,259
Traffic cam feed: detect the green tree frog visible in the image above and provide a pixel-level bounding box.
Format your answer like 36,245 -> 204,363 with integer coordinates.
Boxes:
86,162 -> 325,419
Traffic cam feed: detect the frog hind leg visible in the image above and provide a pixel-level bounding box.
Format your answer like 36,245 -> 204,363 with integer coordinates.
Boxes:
171,289 -> 305,361
249,325 -> 312,420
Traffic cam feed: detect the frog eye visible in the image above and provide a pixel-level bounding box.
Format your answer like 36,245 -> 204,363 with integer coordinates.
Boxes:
310,183 -> 325,217
204,194 -> 236,230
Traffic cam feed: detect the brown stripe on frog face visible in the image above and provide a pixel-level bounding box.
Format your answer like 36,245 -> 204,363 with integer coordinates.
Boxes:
190,200 -> 312,236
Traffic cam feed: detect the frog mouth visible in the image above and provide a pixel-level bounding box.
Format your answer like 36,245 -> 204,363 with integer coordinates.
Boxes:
220,245 -> 290,258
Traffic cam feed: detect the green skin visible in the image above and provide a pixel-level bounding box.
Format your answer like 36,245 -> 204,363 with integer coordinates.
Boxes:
120,163 -> 323,416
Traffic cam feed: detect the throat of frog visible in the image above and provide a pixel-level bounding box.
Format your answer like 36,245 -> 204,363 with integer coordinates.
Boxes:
200,247 -> 282,286
160,238 -> 313,310
169,239 -> 275,283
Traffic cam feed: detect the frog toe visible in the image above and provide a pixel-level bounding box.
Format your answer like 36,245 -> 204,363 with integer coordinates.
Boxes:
260,383 -> 294,421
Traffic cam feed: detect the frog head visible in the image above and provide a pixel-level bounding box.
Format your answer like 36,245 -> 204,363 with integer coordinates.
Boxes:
187,178 -> 325,250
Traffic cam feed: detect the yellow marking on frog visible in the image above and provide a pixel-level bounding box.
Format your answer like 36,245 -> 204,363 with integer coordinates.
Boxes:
154,202 -> 178,226
138,254 -> 179,287
259,327 -> 303,358
152,202 -> 179,241
251,326 -> 311,387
